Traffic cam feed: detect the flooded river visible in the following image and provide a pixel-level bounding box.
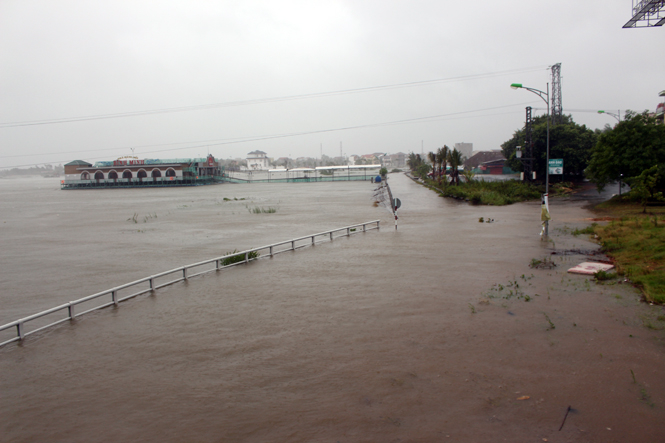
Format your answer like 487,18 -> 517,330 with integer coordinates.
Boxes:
1,174 -> 664,442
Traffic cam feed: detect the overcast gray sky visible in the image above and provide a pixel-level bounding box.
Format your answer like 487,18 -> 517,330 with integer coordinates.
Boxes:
0,0 -> 662,168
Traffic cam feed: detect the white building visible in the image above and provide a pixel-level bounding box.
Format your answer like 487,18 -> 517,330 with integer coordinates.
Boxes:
454,143 -> 473,159
246,150 -> 270,170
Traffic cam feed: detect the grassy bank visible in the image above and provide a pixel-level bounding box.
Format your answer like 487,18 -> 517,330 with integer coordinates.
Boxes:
414,176 -> 577,205
588,198 -> 665,304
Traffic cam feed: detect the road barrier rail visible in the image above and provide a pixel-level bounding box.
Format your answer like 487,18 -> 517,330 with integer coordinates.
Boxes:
0,220 -> 380,347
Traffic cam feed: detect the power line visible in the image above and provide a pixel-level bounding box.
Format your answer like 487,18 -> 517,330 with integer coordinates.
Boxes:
0,101 -> 535,169
0,66 -> 548,128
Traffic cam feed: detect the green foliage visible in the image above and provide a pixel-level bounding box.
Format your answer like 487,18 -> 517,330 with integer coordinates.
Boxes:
436,146 -> 449,184
379,167 -> 388,178
248,206 -> 277,213
595,217 -> 665,303
461,169 -> 475,183
220,249 -> 260,266
438,179 -> 541,205
586,111 -> 665,191
502,114 -> 598,181
407,152 -> 430,179
594,270 -> 617,281
626,165 -> 665,213
415,163 -> 431,179
447,148 -> 464,185
530,257 -> 557,269
572,223 -> 597,236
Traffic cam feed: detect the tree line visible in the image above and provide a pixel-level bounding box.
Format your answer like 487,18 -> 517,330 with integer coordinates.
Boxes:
408,110 -> 665,204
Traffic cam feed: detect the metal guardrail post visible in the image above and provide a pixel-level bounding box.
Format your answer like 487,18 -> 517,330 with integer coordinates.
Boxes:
330,232 -> 333,241
311,236 -> 315,245
17,322 -> 24,340
245,252 -> 249,263
347,228 -> 350,236
149,277 -> 154,290
270,246 -> 273,257
363,223 -> 366,232
216,259 -> 220,270
291,241 -> 295,250
183,267 -> 188,280
68,303 -> 75,320
112,290 -> 118,306
377,221 -> 380,229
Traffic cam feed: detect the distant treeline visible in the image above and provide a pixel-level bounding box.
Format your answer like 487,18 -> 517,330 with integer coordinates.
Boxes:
0,164 -> 63,177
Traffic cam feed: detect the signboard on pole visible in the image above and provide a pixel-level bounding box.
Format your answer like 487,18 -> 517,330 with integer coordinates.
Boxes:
549,159 -> 563,175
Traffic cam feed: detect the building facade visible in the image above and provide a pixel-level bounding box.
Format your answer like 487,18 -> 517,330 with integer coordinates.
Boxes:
62,155 -> 222,189
246,150 -> 270,170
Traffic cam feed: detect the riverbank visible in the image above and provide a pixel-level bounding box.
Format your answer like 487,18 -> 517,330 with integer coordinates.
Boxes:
586,197 -> 665,304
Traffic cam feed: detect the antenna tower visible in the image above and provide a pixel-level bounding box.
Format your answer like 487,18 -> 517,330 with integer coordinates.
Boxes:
551,63 -> 562,126
523,106 -> 534,180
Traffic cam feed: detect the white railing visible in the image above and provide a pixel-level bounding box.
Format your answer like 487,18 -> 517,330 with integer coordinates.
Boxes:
0,221 -> 380,347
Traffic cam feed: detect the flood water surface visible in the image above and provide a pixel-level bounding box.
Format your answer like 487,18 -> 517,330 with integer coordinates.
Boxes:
1,174 -> 665,442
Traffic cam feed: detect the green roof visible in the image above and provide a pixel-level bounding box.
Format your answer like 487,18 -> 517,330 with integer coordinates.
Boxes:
65,160 -> 92,166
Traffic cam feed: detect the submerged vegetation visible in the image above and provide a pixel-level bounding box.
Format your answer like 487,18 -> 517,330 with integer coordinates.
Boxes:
220,249 -> 260,266
247,206 -> 278,214
418,176 -> 542,205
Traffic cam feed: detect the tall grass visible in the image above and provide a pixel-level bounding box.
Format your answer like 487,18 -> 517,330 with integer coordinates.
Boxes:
594,217 -> 665,303
424,178 -> 541,205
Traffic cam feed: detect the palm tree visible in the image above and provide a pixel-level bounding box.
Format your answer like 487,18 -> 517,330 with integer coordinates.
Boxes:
427,151 -> 437,178
437,145 -> 449,185
447,148 -> 463,185
407,152 -> 418,171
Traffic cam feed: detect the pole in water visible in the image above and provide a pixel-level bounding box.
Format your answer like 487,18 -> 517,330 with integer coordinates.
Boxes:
559,405 -> 572,431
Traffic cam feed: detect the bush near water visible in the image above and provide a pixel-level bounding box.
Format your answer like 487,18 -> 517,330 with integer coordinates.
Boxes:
583,198 -> 665,304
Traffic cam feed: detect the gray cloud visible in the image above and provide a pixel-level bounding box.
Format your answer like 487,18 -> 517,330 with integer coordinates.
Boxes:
1,0 -> 662,168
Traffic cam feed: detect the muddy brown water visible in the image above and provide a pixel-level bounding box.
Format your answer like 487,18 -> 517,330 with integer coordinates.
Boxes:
1,174 -> 664,442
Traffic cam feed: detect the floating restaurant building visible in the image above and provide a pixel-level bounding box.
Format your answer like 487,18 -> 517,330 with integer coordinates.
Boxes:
62,155 -> 223,189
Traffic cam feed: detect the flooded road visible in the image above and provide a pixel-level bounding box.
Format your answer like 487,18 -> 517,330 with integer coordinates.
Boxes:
1,174 -> 664,442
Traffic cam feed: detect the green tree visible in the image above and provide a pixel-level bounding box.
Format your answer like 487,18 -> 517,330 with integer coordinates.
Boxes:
437,145 -> 449,185
502,114 -> 597,182
427,151 -> 437,177
627,166 -> 665,213
586,111 -> 665,191
407,152 -> 430,178
447,148 -> 463,185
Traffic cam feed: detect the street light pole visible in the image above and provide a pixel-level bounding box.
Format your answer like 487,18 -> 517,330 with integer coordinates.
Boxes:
597,110 -> 621,123
511,82 -> 551,236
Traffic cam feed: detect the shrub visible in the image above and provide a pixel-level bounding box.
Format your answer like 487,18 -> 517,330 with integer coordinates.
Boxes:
220,249 -> 259,266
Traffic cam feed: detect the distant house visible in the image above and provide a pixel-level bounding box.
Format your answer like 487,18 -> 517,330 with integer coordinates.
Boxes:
246,150 -> 270,170
464,151 -> 504,169
465,151 -> 513,175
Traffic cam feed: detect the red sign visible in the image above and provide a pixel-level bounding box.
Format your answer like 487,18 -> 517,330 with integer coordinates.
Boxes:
207,155 -> 214,167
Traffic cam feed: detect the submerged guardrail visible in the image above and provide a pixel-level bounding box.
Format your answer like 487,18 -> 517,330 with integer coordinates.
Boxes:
0,220 -> 380,347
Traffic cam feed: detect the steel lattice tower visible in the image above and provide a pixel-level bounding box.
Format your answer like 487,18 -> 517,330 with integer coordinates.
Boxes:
623,0 -> 665,27
551,63 -> 562,126
522,106 -> 534,180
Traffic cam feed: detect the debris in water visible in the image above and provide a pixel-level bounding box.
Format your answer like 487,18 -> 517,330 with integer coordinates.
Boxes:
559,405 -> 572,431
568,262 -> 614,275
